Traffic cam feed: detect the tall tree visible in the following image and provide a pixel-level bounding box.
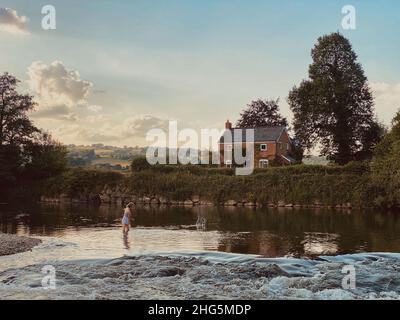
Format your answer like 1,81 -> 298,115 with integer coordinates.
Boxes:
288,33 -> 383,165
22,132 -> 68,181
0,73 -> 67,198
0,72 -> 39,146
371,110 -> 400,208
236,99 -> 288,128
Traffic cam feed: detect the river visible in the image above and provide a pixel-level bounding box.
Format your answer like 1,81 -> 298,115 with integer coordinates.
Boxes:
0,203 -> 399,299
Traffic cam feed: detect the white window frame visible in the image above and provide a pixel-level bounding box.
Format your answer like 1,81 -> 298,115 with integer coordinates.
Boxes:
279,142 -> 283,150
259,159 -> 269,168
225,160 -> 232,168
260,144 -> 267,151
286,143 -> 289,151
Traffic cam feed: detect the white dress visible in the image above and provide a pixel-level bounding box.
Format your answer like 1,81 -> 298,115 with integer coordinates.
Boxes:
122,208 -> 130,225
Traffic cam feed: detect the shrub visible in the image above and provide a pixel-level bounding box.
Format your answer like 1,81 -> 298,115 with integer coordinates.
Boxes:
42,167 -> 124,198
131,156 -> 151,172
40,161 -> 382,208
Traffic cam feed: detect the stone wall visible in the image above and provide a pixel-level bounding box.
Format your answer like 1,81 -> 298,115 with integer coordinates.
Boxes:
40,184 -> 355,209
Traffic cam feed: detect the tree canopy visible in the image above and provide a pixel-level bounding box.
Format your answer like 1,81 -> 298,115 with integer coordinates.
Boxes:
0,73 -> 67,198
370,110 -> 400,208
288,33 -> 383,165
236,99 -> 288,128
0,72 -> 39,146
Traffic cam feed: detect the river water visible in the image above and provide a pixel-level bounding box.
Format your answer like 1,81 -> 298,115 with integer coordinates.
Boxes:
0,203 -> 399,299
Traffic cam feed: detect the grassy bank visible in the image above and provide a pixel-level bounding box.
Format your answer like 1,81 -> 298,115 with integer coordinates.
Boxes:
39,161 -> 383,208
126,163 -> 370,206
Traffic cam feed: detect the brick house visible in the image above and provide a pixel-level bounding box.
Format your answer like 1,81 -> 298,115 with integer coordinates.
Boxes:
219,120 -> 296,168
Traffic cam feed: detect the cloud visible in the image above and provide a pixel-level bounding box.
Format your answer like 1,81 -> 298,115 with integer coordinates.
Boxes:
85,114 -> 111,123
81,131 -> 120,143
31,105 -> 77,121
38,113 -> 203,147
0,8 -> 29,34
27,61 -> 93,119
72,115 -> 172,144
371,82 -> 400,124
53,123 -> 120,143
122,115 -> 170,138
88,105 -> 103,112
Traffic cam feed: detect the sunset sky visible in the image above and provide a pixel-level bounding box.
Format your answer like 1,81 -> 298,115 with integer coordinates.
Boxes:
1,0 -> 399,147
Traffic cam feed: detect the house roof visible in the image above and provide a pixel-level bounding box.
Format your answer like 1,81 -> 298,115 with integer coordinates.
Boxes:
219,126 -> 287,143
280,154 -> 296,163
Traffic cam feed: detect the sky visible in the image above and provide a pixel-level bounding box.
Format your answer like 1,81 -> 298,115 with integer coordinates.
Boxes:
0,0 -> 399,147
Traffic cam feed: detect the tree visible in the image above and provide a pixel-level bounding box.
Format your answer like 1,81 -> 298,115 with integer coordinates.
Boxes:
22,132 -> 68,180
288,138 -> 304,163
0,144 -> 22,189
288,32 -> 383,165
0,73 -> 68,199
0,73 -> 39,146
370,110 -> 400,208
131,156 -> 151,172
236,99 -> 288,128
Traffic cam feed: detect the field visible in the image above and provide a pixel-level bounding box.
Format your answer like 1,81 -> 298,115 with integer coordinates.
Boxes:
91,157 -> 131,167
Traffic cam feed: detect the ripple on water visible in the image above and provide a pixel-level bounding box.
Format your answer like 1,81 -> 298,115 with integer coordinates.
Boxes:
0,251 -> 400,300
1,227 -> 400,300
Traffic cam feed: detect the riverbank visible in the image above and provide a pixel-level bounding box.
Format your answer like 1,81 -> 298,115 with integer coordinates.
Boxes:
37,162 -> 383,209
0,233 -> 42,256
40,195 -> 356,209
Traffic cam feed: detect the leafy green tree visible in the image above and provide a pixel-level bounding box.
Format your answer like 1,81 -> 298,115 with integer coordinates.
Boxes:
68,157 -> 90,167
370,110 -> 400,208
236,99 -> 288,128
23,133 -> 68,180
288,138 -> 304,163
0,73 -> 68,198
0,73 -> 39,146
288,33 -> 383,165
131,156 -> 151,172
0,145 -> 22,189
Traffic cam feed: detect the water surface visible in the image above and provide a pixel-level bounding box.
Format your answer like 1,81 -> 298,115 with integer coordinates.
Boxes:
1,203 -> 400,299
1,203 -> 400,259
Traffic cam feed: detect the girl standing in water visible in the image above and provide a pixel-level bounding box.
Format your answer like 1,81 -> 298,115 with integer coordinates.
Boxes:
122,202 -> 134,233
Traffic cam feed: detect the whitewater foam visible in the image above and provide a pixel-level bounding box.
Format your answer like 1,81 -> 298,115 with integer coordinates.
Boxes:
0,251 -> 399,300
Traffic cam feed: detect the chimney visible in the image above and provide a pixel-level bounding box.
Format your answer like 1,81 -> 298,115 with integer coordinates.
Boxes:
225,120 -> 232,130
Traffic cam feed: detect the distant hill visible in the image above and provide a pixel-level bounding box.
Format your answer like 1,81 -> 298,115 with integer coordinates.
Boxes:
67,144 -> 328,168
66,144 -> 147,170
66,144 -> 209,170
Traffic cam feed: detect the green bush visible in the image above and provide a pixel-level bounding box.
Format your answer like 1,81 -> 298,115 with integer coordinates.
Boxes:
39,161 -> 388,208
124,165 -> 371,206
43,167 -> 124,198
131,156 -> 151,172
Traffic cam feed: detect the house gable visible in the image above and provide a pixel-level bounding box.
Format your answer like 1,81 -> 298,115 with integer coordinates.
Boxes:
218,121 -> 294,167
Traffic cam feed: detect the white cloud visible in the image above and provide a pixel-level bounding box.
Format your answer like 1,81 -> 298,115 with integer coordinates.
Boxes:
53,123 -> 120,143
122,115 -> 170,138
37,112 -> 209,147
371,82 -> 400,124
32,105 -> 77,121
88,105 -> 103,112
0,8 -> 29,34
85,114 -> 111,123
27,61 -> 93,119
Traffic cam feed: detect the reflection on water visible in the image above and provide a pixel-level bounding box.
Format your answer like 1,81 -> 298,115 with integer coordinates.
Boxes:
123,232 -> 130,250
1,203 -> 400,258
196,212 -> 207,230
301,233 -> 339,255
